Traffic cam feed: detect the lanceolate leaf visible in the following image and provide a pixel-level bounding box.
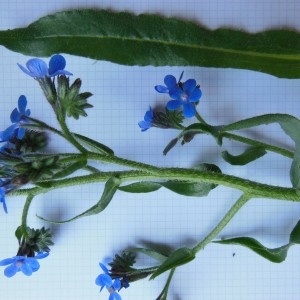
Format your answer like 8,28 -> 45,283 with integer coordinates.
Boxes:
1,9 -> 300,78
214,237 -> 290,263
214,219 -> 300,263
118,181 -> 162,193
289,220 -> 300,244
129,247 -> 168,262
222,146 -> 267,165
38,177 -> 121,223
222,114 -> 300,188
52,159 -> 87,179
118,163 -> 221,197
150,247 -> 195,279
73,133 -> 114,155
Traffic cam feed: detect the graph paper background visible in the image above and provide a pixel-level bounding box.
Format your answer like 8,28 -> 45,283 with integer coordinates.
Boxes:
0,1 -> 300,299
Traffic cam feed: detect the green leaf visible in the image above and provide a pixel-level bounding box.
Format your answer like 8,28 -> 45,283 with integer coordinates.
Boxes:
119,163 -> 221,197
2,9 -> 300,78
222,114 -> 300,188
160,180 -> 214,197
163,138 -> 179,156
15,226 -> 24,244
150,247 -> 195,279
73,133 -> 114,155
129,247 -> 168,262
118,181 -> 161,193
221,146 -> 267,165
214,219 -> 300,263
222,114 -> 300,145
290,220 -> 300,244
52,159 -> 87,179
214,237 -> 290,263
38,177 -> 121,223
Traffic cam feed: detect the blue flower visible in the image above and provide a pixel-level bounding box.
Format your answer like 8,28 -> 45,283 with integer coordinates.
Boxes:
155,71 -> 183,93
0,95 -> 31,142
0,179 -> 15,214
96,263 -> 122,300
138,106 -> 154,131
17,54 -> 72,78
0,186 -> 7,214
166,78 -> 202,118
0,252 -> 49,277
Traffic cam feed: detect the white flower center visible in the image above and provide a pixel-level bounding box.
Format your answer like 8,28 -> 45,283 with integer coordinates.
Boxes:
181,92 -> 188,102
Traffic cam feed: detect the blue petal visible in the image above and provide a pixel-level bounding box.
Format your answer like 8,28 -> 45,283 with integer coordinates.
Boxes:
26,59 -> 48,78
99,262 -> 109,274
154,85 -> 168,93
182,103 -> 196,118
138,120 -> 151,131
0,258 -> 14,266
26,258 -> 40,272
10,108 -> 20,123
17,63 -> 35,77
0,124 -> 17,142
166,100 -> 182,111
35,252 -> 49,259
49,55 -> 72,76
95,273 -> 112,290
49,55 -> 66,74
0,188 -> 8,214
189,88 -> 202,102
17,127 -> 26,139
112,278 -> 121,290
183,79 -> 196,93
18,95 -> 27,114
25,109 -> 31,117
169,86 -> 182,100
4,264 -> 17,277
144,107 -> 153,122
164,75 -> 177,89
50,69 -> 73,77
20,262 -> 33,276
109,292 -> 122,300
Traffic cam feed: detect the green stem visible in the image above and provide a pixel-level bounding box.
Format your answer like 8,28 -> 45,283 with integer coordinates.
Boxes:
57,116 -> 87,153
221,132 -> 293,158
156,268 -> 176,300
195,110 -> 208,125
21,194 -> 34,235
10,167 -> 300,202
27,116 -> 87,153
192,194 -> 250,253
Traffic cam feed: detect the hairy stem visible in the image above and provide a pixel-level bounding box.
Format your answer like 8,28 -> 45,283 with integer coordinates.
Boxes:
192,193 -> 250,253
21,194 -> 34,235
10,166 -> 300,202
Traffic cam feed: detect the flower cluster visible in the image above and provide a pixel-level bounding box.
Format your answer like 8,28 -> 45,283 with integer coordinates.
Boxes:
0,95 -> 30,144
0,252 -> 49,277
0,95 -> 32,213
155,72 -> 202,118
95,263 -> 123,300
139,72 -> 202,131
17,54 -> 72,79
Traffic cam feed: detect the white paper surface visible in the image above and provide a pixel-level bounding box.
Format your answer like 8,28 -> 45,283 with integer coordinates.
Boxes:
0,1 -> 300,299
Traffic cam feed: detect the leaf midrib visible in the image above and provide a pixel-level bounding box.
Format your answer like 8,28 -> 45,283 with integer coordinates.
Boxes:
15,33 -> 300,61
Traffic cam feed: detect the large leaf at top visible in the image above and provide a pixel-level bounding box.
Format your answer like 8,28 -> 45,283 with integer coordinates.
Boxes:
1,9 -> 300,78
